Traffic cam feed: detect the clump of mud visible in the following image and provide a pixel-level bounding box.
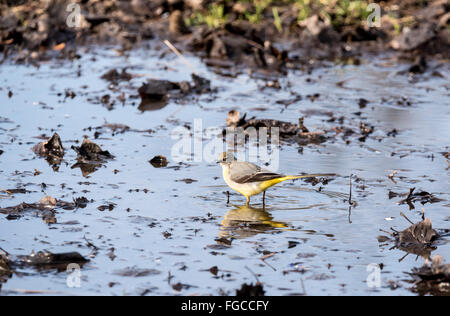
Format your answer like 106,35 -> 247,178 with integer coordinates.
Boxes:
2,1 -> 448,69
225,110 -> 328,145
149,155 -> 168,168
236,282 -> 265,296
0,195 -> 91,223
0,251 -> 13,290
71,137 -> 114,177
138,74 -> 211,101
32,133 -> 65,168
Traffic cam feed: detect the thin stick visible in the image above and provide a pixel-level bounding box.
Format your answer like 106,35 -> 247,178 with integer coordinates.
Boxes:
167,271 -> 173,285
348,174 -> 353,224
244,39 -> 264,50
348,174 -> 353,205
300,278 -> 307,296
9,289 -> 62,295
379,229 -> 393,237
83,235 -> 99,250
0,189 -> 12,199
163,40 -> 198,75
245,266 -> 260,283
0,246 -> 9,255
398,252 -> 409,263
261,259 -> 276,271
261,252 -> 277,271
400,212 -> 414,225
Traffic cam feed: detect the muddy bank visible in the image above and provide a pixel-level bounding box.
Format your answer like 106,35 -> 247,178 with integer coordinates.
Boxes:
0,0 -> 448,68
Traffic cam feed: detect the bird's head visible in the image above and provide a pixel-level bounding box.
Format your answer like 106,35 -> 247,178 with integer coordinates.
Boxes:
217,152 -> 235,165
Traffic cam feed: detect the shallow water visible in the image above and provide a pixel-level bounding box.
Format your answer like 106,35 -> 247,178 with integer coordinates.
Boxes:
0,43 -> 449,295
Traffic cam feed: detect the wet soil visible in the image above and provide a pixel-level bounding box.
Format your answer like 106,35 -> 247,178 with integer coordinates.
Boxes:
0,42 -> 449,296
1,1 -> 448,70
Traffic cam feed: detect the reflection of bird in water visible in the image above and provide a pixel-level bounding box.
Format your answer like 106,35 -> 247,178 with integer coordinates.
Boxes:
219,205 -> 288,239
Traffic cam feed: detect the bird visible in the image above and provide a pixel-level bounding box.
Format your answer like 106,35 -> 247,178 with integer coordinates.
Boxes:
217,152 -> 335,206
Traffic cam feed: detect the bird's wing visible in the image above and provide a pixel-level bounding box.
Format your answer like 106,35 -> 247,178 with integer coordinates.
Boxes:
229,161 -> 284,184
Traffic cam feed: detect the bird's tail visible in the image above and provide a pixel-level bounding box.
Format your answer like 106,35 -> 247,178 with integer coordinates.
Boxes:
284,173 -> 336,181
260,174 -> 335,190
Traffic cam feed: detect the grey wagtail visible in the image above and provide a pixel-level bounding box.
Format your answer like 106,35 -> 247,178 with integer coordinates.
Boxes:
218,152 -> 335,205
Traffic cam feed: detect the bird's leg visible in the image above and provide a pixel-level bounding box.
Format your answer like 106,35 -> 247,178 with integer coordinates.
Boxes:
246,196 -> 250,206
226,191 -> 230,204
263,191 -> 266,208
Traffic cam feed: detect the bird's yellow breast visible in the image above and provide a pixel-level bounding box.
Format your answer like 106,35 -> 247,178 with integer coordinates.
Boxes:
222,165 -> 265,197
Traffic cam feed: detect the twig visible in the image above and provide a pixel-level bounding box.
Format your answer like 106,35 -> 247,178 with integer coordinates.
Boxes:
244,266 -> 260,283
348,174 -> 353,205
388,170 -> 398,184
261,252 -> 277,271
379,229 -> 393,237
83,235 -> 99,250
9,289 -> 61,295
398,252 -> 409,263
0,246 -> 9,255
261,259 -> 276,271
300,278 -> 307,296
167,271 -> 173,285
0,189 -> 12,199
244,38 -> 264,50
163,40 -> 198,75
348,174 -> 353,224
400,212 -> 414,225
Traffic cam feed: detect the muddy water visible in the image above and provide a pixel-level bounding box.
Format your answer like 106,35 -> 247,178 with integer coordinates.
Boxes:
0,43 -> 449,295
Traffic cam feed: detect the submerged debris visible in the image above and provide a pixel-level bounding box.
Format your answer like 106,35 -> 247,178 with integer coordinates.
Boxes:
409,255 -> 450,296
101,68 -> 133,83
396,188 -> 443,210
0,251 -> 13,289
100,121 -> 130,134
17,251 -> 89,271
113,266 -> 161,277
97,203 -> 115,212
0,196 -> 92,221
